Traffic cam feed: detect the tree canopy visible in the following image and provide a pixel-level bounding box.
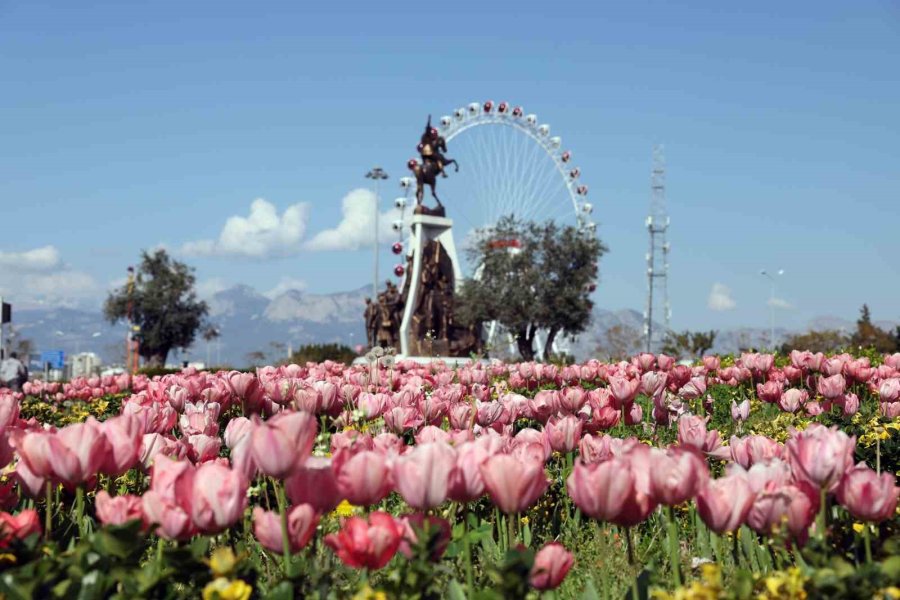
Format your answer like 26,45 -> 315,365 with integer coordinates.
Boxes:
104,249 -> 209,367
850,304 -> 898,353
661,329 -> 718,360
455,216 -> 606,361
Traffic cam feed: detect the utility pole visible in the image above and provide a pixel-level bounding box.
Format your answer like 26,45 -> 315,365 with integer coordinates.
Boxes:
365,167 -> 389,299
644,146 -> 671,353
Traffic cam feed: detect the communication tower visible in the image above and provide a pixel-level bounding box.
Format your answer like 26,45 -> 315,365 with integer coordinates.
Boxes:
644,145 -> 671,352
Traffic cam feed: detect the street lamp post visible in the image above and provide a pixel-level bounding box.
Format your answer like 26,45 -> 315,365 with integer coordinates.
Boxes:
365,167 -> 389,299
760,269 -> 784,350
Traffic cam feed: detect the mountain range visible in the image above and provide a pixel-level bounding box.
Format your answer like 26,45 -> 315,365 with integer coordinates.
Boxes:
7,284 -> 895,368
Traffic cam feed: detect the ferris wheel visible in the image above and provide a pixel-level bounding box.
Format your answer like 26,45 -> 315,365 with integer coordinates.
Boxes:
389,100 -> 598,357
392,100 -> 596,269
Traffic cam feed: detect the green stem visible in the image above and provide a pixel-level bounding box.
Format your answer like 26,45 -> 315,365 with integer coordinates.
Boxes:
44,482 -> 52,541
625,526 -> 639,600
732,532 -> 740,567
817,487 -> 827,546
75,486 -> 85,539
463,509 -> 475,597
273,479 -> 293,577
666,505 -> 682,587
508,512 -> 516,549
876,437 -> 881,475
156,537 -> 165,573
863,523 -> 873,565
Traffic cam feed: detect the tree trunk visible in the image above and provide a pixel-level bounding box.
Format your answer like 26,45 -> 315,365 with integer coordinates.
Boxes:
543,326 -> 560,362
516,328 -> 535,361
143,348 -> 169,368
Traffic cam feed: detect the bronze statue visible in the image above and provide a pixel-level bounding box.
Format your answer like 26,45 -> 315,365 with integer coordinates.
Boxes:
409,115 -> 458,209
363,297 -> 377,347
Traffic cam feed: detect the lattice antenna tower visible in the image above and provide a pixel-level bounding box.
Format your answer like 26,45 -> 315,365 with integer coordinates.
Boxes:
644,145 -> 671,352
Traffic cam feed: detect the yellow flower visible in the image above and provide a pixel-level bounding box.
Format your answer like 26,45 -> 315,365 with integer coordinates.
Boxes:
852,522 -> 865,534
757,567 -> 807,600
206,547 -> 239,577
520,516 -> 529,526
334,499 -> 356,517
877,586 -> 900,600
352,584 -> 388,600
202,578 -> 252,600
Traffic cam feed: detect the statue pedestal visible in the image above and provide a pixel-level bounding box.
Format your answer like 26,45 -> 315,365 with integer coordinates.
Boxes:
398,214 -> 464,357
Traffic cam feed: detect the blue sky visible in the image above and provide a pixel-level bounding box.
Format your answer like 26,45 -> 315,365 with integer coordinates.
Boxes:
1,0 -> 898,332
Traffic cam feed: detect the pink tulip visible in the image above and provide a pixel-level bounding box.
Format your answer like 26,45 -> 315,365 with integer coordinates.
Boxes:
702,356 -> 721,371
729,435 -> 783,469
397,514 -> 451,560
100,415 -> 142,477
649,447 -> 709,506
731,399 -> 750,422
13,461 -> 46,499
640,372 -> 667,400
447,440 -> 494,502
786,424 -> 855,491
657,354 -> 675,371
778,389 -> 808,413
223,417 -> 256,480
285,457 -> 342,513
817,374 -> 846,400
0,394 -> 20,431
746,459 -> 793,493
95,491 -> 145,527
190,462 -> 248,534
253,504 -> 320,553
756,381 -> 783,403
325,511 -> 403,570
43,418 -> 110,488
608,376 -> 640,409
679,376 -> 707,400
567,458 -> 633,522
392,442 -> 456,510
336,450 -> 393,507
0,509 -> 41,543
250,411 -> 317,478
879,379 -> 900,403
186,434 -> 221,463
530,542 -> 575,591
141,457 -> 197,540
747,481 -> 818,546
544,415 -> 582,453
836,463 -> 899,523
696,471 -> 755,534
139,433 -> 187,471
480,454 -> 549,514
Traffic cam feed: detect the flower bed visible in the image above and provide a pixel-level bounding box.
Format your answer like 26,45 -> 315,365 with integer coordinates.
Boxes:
0,351 -> 898,599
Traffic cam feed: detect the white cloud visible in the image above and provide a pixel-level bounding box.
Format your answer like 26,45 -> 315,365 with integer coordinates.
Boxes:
0,246 -> 100,309
0,245 -> 61,271
768,296 -> 793,309
305,188 -> 400,251
264,277 -> 307,299
182,198 -> 311,258
708,283 -> 736,311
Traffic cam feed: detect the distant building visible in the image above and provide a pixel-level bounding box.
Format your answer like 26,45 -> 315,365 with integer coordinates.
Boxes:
71,352 -> 102,379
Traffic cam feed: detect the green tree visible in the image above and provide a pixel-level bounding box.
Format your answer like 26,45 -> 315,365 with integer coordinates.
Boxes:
662,329 -> 718,360
595,323 -> 644,361
779,329 -> 849,354
455,216 -> 607,361
283,343 -> 358,365
850,304 -> 897,353
104,249 -> 209,367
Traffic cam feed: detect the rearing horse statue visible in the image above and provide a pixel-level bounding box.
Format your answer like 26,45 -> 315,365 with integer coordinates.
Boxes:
409,115 -> 459,208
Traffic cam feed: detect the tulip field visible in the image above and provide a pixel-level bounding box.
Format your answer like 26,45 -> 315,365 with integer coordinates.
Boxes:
0,351 -> 899,599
